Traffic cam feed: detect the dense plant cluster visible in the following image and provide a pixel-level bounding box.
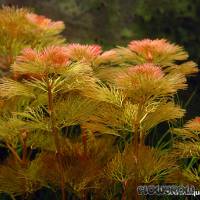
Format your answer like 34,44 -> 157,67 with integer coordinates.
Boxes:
6,0 -> 200,63
0,7 -> 199,200
0,6 -> 65,74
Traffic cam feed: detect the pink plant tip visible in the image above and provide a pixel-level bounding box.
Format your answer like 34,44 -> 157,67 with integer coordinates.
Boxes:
128,63 -> 164,79
26,13 -> 64,30
185,117 -> 200,131
128,39 -> 180,61
66,43 -> 102,61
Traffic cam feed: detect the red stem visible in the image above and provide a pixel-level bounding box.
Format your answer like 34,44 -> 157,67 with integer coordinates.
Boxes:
133,102 -> 144,200
21,131 -> 27,166
121,181 -> 127,200
82,127 -> 87,157
47,78 -> 66,200
6,143 -> 22,164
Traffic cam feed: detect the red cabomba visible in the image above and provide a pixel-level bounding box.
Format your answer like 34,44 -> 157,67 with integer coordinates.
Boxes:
0,6 -> 199,200
127,63 -> 164,79
65,43 -> 102,62
26,12 -> 65,31
13,46 -> 70,79
185,116 -> 200,131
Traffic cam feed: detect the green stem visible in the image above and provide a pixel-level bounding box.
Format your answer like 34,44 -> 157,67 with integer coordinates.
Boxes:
9,194 -> 16,200
187,157 -> 197,169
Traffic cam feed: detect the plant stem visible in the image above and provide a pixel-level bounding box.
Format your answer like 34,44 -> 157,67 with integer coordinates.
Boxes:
6,142 -> 22,164
133,123 -> 140,200
121,181 -> 127,200
81,126 -> 87,157
20,130 -> 28,167
22,141 -> 27,164
81,126 -> 88,199
82,192 -> 87,200
47,78 -> 66,200
133,102 -> 144,200
9,194 -> 16,200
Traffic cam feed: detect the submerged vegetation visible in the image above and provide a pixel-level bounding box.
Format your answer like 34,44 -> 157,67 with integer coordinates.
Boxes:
0,6 -> 199,200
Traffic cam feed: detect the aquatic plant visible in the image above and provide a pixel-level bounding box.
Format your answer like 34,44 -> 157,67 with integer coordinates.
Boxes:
0,7 -> 198,200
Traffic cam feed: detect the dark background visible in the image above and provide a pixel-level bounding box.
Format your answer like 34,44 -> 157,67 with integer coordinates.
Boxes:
1,0 -> 200,120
